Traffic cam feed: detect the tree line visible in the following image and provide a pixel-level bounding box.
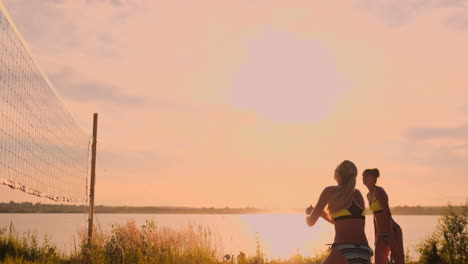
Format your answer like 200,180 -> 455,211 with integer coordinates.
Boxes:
0,201 -> 456,214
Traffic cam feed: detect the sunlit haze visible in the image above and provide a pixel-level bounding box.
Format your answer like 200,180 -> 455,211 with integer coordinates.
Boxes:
1,0 -> 467,207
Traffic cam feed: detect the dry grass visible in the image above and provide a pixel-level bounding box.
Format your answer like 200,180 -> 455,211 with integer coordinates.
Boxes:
0,219 -> 336,264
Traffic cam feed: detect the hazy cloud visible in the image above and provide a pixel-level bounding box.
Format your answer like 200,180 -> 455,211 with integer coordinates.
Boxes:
421,144 -> 467,169
443,12 -> 468,29
394,142 -> 468,178
356,0 -> 433,27
49,67 -> 195,111
85,0 -> 123,6
3,0 -> 131,59
98,149 -> 175,178
408,124 -> 468,140
49,67 -> 146,105
356,0 -> 468,30
4,1 -> 77,50
400,123 -> 468,172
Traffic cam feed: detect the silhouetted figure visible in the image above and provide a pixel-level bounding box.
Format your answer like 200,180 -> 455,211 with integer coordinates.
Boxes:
363,168 -> 405,264
305,160 -> 372,263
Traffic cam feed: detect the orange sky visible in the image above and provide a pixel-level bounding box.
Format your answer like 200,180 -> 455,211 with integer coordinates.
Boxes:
1,0 -> 467,207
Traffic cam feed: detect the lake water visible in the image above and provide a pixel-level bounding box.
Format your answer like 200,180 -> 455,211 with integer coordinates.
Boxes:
0,214 -> 439,261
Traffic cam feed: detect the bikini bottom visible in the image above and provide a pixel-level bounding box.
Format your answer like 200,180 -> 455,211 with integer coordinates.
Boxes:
331,243 -> 373,264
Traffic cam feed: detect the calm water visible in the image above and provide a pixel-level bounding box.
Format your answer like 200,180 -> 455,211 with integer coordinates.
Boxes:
0,214 -> 438,261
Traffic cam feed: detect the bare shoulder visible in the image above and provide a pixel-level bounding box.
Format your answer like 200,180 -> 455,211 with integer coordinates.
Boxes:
375,186 -> 387,195
324,185 -> 339,191
374,186 -> 389,200
322,186 -> 339,196
315,186 -> 338,205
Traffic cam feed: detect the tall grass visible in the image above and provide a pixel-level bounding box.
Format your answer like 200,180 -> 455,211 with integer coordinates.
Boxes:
1,219 -> 222,264
83,219 -> 221,264
0,219 -> 330,264
0,223 -> 65,264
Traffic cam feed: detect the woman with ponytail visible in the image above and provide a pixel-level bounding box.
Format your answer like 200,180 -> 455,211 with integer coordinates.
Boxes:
363,168 -> 405,264
306,160 -> 372,264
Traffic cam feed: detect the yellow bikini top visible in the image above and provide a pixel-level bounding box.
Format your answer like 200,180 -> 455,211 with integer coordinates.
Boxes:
331,200 -> 365,221
370,187 -> 383,213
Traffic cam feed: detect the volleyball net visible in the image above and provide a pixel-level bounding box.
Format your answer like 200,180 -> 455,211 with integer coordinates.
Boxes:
0,2 -> 90,202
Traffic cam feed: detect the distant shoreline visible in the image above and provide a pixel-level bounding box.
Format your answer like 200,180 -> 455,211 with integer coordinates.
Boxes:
0,202 -> 454,215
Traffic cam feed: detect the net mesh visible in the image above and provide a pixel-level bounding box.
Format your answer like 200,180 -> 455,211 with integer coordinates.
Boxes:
0,2 -> 90,202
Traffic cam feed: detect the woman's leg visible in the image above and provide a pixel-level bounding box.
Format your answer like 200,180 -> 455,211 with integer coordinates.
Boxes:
389,226 -> 405,264
374,236 -> 390,264
321,248 -> 349,264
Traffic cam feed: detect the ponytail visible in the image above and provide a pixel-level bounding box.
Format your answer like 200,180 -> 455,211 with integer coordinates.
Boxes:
327,160 -> 358,214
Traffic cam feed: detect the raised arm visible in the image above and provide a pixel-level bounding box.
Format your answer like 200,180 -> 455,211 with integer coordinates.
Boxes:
306,187 -> 333,226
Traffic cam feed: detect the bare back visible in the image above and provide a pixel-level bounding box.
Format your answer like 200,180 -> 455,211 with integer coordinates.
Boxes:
330,188 -> 368,244
367,186 -> 397,233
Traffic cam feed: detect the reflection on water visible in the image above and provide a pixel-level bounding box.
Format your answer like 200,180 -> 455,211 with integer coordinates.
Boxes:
239,214 -> 334,258
0,214 -> 438,260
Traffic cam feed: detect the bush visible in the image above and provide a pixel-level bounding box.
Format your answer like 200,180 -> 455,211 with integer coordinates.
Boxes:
418,235 -> 442,264
418,201 -> 468,264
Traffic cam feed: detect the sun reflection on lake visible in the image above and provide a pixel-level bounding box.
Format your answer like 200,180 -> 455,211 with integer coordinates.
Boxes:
238,214 -> 335,259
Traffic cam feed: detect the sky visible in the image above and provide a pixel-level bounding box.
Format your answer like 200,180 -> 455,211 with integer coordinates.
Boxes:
0,0 -> 467,208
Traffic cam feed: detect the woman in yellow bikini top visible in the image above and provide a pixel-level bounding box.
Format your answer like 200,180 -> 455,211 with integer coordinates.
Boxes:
363,168 -> 406,264
369,192 -> 384,213
305,160 -> 371,264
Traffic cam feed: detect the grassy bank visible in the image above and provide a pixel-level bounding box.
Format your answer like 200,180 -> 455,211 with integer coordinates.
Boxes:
0,219 -> 328,264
